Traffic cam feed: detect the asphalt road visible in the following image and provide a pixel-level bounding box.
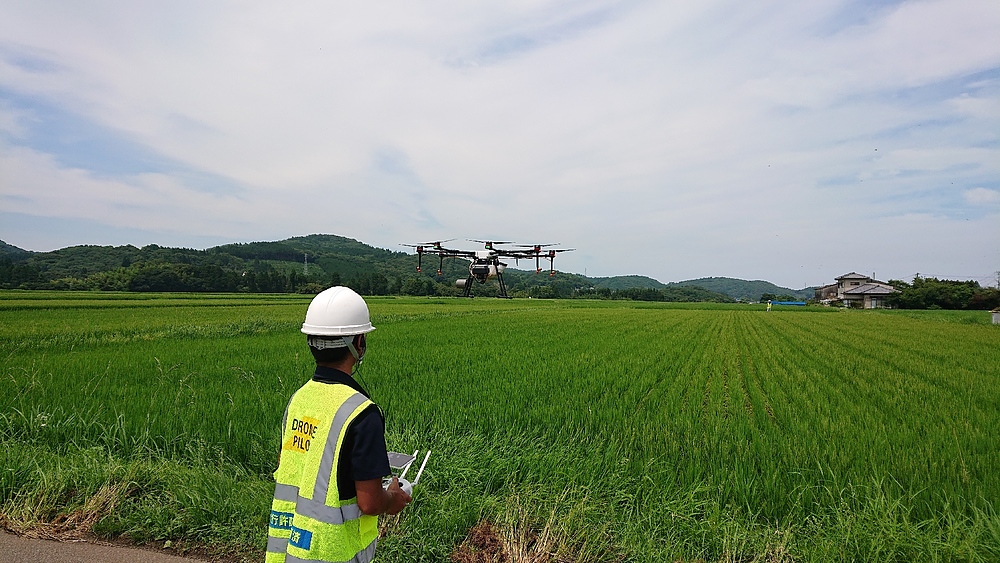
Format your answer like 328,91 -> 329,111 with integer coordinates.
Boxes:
0,532 -> 208,563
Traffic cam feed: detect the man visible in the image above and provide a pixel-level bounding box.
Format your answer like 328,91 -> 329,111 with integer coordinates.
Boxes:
267,286 -> 411,563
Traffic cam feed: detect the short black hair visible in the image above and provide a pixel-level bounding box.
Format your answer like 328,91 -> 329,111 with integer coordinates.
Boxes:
307,334 -> 364,364
309,344 -> 351,364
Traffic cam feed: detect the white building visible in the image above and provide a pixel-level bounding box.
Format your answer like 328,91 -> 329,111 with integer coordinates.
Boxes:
815,272 -> 897,308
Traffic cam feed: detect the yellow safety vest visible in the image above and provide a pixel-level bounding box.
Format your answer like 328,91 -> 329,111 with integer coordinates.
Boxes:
266,380 -> 380,563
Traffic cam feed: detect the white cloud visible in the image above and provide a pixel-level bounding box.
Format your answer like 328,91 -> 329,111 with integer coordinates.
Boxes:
964,188 -> 1000,205
0,144 -> 254,232
0,104 -> 26,137
1,0 -> 999,287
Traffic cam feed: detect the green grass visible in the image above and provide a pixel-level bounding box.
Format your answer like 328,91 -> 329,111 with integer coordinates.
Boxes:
876,307 -> 999,325
2,292 -> 999,561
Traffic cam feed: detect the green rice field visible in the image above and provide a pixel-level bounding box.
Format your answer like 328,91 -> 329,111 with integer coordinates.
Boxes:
2,291 -> 999,561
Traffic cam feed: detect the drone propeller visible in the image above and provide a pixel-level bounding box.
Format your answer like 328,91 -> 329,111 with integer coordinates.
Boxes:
513,243 -> 560,249
401,239 -> 455,249
468,239 -> 513,250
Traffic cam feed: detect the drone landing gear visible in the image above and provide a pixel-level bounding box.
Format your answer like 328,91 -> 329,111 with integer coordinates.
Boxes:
496,271 -> 511,299
459,272 -> 511,298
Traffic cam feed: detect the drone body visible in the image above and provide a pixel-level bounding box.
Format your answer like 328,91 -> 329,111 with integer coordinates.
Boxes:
401,240 -> 574,298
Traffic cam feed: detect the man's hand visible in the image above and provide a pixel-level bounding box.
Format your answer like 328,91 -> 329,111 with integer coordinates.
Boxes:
383,477 -> 412,515
356,477 -> 412,516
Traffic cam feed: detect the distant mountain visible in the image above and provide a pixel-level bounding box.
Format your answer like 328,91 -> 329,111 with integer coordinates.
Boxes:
671,277 -> 814,301
586,274 -> 811,301
590,275 -> 667,290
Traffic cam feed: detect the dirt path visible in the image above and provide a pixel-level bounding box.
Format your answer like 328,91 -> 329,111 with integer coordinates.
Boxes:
0,531 -> 213,563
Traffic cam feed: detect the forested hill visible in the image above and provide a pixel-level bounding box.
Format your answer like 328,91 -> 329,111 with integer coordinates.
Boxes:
590,275 -> 667,290
587,274 -> 814,301
671,277 -> 815,301
0,240 -> 31,259
0,235 -> 424,293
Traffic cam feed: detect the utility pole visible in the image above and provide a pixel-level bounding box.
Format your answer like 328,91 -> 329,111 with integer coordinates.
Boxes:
304,253 -> 308,275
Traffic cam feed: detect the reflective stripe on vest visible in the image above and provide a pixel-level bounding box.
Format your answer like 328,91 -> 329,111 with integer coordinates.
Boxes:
284,538 -> 376,563
272,484 -> 365,524
268,383 -> 378,563
268,535 -> 289,553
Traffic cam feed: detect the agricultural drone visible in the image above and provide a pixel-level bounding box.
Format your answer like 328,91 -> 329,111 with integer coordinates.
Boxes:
401,239 -> 574,298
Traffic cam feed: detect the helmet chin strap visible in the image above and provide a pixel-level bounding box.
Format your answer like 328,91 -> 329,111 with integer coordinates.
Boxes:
342,335 -> 372,392
343,335 -> 364,366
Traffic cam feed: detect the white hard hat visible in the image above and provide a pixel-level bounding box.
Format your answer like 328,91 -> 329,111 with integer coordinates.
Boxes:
301,286 -> 376,336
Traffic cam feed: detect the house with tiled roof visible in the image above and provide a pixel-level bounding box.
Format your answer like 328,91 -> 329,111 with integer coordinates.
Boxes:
831,272 -> 897,308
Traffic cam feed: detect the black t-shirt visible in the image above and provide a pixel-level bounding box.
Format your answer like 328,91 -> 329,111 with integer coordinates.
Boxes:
312,366 -> 391,500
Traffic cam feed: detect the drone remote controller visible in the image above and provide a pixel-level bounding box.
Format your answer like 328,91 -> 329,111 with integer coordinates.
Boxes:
384,450 -> 430,496
396,477 -> 413,496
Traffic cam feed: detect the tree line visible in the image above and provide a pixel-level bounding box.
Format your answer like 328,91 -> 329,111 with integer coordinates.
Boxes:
0,255 -> 738,302
886,276 -> 1000,310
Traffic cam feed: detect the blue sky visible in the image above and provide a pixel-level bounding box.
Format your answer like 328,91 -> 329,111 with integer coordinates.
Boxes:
1,0 -> 998,289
